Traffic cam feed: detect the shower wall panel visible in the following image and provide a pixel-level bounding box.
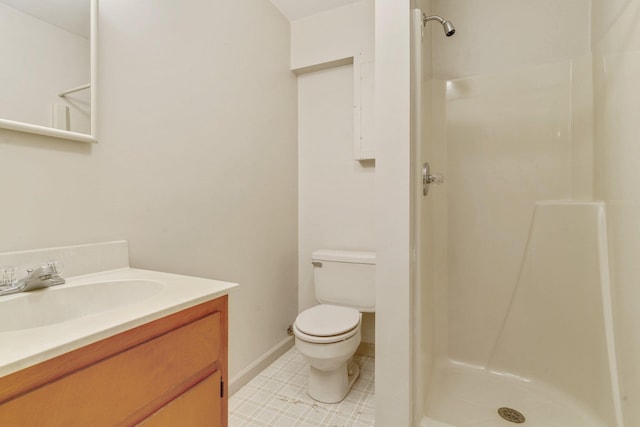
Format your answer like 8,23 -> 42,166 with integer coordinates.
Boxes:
443,59 -> 593,367
593,0 -> 640,424
424,0 -> 593,371
431,0 -> 590,81
487,202 -> 620,427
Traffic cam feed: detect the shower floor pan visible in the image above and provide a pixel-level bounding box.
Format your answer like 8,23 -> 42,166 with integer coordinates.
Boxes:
421,362 -> 607,427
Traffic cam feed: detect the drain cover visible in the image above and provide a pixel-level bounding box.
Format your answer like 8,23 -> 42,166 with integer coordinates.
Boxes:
497,407 -> 526,423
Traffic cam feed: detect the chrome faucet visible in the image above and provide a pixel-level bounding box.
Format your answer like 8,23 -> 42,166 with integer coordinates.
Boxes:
0,262 -> 65,296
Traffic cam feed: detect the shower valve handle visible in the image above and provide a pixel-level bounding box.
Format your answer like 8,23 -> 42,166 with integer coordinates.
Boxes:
423,162 -> 444,196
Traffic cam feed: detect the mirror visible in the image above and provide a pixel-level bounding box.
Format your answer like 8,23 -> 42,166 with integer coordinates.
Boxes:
0,0 -> 97,143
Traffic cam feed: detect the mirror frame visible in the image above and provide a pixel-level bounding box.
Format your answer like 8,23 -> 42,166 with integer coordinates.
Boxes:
0,0 -> 98,143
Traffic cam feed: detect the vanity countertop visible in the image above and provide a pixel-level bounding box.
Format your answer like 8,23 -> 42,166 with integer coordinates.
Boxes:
0,267 -> 238,377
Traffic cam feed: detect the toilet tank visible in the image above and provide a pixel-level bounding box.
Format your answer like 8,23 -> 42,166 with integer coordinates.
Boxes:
312,249 -> 375,312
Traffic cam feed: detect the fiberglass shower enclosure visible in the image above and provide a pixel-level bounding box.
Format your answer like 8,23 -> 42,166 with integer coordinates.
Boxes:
410,2 -> 637,426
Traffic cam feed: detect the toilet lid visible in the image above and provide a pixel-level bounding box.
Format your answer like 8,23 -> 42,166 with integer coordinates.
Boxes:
295,304 -> 360,337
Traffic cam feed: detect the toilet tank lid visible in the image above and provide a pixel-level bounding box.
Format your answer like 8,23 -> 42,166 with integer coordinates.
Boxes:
312,249 -> 376,264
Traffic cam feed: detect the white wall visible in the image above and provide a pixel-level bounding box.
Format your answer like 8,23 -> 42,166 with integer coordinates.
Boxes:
0,3 -> 90,133
291,0 -> 374,69
293,0 -> 376,346
297,64 -> 376,342
0,0 -> 298,384
592,0 -> 640,424
375,0 -> 414,425
297,68 -> 370,294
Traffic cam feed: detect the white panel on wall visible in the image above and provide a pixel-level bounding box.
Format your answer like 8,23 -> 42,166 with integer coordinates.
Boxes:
353,53 -> 376,160
290,1 -> 375,161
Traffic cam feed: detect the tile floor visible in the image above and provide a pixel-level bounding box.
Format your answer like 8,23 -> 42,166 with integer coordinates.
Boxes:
229,347 -> 375,426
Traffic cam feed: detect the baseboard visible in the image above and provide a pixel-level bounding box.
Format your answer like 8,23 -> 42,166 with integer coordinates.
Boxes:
356,342 -> 375,358
229,336 -> 294,396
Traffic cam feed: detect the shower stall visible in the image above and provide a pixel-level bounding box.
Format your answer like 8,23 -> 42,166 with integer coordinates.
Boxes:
411,1 -> 640,426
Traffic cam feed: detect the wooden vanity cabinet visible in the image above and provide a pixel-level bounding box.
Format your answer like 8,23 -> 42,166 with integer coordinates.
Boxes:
0,295 -> 228,427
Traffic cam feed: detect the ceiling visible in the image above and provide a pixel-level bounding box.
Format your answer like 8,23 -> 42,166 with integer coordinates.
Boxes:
0,0 -> 89,38
270,0 -> 363,21
1,0 -> 361,38
2,1 -> 360,37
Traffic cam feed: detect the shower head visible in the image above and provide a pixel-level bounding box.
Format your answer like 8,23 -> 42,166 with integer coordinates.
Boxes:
423,14 -> 456,37
442,20 -> 456,37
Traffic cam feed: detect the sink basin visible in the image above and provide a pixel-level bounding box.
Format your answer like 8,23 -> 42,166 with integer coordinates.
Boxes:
0,280 -> 165,332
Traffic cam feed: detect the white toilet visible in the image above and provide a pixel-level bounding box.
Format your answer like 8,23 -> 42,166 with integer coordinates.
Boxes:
293,249 -> 375,403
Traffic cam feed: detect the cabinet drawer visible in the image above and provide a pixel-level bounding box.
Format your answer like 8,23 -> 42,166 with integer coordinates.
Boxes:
138,371 -> 221,427
0,311 -> 221,427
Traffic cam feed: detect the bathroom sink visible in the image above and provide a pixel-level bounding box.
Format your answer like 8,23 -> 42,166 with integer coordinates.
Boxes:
0,279 -> 165,332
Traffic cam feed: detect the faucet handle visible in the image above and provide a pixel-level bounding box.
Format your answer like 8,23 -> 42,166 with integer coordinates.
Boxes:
44,261 -> 65,286
49,261 -> 64,276
0,266 -> 17,287
23,261 -> 64,282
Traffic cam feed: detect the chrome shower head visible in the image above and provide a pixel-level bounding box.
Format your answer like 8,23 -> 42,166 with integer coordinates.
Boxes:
423,14 -> 456,37
442,20 -> 456,37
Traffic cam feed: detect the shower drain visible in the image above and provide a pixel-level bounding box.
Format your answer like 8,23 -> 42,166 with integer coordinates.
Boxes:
497,407 -> 526,424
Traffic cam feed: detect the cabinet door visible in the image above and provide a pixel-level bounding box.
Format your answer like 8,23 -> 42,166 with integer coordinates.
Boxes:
138,371 -> 221,427
0,312 -> 221,427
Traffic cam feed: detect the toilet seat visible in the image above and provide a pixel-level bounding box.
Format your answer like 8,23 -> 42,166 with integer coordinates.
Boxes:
294,304 -> 361,344
293,322 -> 360,344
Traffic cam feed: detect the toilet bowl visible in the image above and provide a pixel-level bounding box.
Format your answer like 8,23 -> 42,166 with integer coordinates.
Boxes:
293,304 -> 362,403
293,249 -> 375,404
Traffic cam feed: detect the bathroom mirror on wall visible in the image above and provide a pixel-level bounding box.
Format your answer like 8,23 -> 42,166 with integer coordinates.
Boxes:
0,0 -> 97,143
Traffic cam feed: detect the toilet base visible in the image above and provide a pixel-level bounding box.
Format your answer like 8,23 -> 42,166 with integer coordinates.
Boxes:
308,358 -> 360,403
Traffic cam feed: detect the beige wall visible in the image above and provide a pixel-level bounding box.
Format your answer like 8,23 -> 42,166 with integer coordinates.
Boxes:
0,0 -> 298,383
592,0 -> 640,425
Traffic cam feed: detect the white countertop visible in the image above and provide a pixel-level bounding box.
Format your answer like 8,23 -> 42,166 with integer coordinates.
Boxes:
0,267 -> 238,377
